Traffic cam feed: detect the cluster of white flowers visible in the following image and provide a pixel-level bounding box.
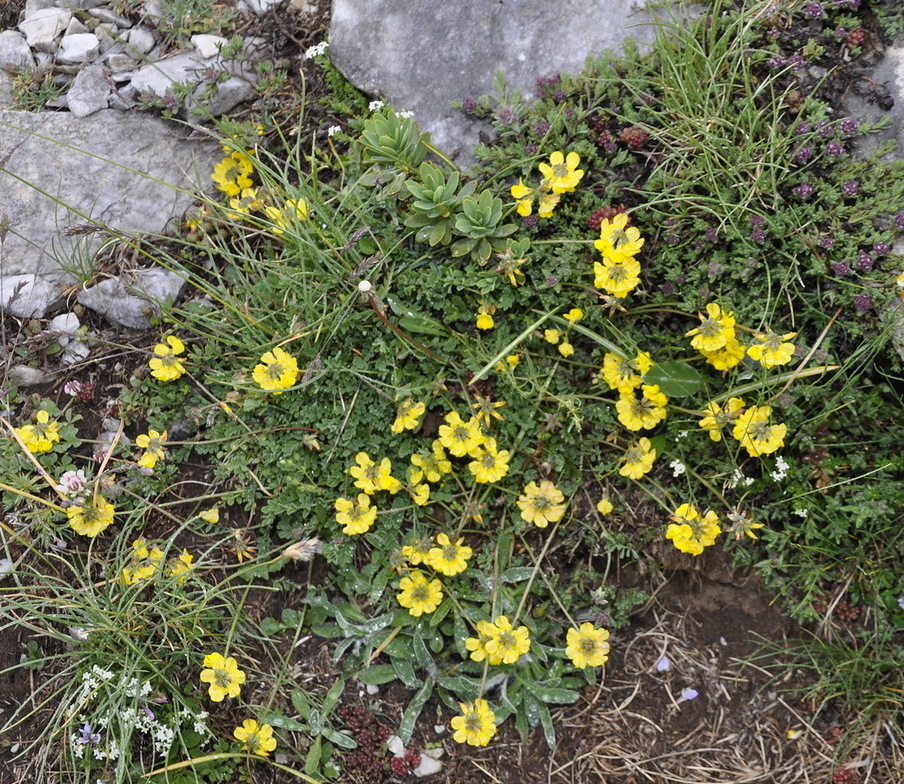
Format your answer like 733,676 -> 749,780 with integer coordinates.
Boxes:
396,110 -> 414,119
726,468 -> 755,489
770,455 -> 790,481
303,41 -> 329,60
668,459 -> 686,477
368,100 -> 385,112
56,469 -> 88,497
793,508 -> 809,519
327,125 -> 342,137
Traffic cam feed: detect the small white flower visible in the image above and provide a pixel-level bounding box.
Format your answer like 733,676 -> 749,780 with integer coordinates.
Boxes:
303,41 -> 329,60
56,469 -> 88,496
327,125 -> 341,137
397,110 -> 414,119
668,459 -> 686,477
656,655 -> 670,672
358,280 -> 373,293
793,508 -> 809,519
368,100 -> 385,112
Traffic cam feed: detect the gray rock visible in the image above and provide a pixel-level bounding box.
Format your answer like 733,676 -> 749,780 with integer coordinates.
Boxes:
94,23 -> 119,55
88,7 -> 133,27
143,0 -> 163,22
235,0 -> 282,15
7,364 -> 54,386
57,0 -> 106,10
191,34 -> 227,59
64,17 -> 91,37
0,274 -> 61,317
0,31 -> 35,71
185,73 -> 255,120
842,42 -> 904,160
127,26 -> 155,55
66,65 -> 110,116
0,110 -> 218,317
330,0 -> 693,163
57,33 -> 100,64
50,311 -> 81,341
0,72 -> 12,106
129,50 -> 209,96
18,7 -> 72,53
105,52 -> 137,74
77,267 -> 187,328
21,0 -> 56,19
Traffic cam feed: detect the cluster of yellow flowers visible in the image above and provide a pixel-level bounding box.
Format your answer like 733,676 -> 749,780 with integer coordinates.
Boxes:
135,430 -> 166,470
665,503 -> 721,555
464,615 -> 531,665
198,653 -> 276,756
149,336 -> 187,382
66,496 -> 116,538
687,302 -> 797,371
14,409 -> 61,453
697,396 -> 786,457
211,147 -> 308,236
510,150 -> 584,219
593,214 -> 644,299
120,538 -> 193,585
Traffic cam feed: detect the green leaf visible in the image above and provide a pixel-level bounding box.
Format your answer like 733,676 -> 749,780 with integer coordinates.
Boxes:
304,737 -> 322,775
644,360 -> 708,398
357,664 -> 398,685
291,688 -> 313,719
500,566 -> 535,583
264,713 -> 308,732
412,631 -> 435,672
321,727 -> 357,749
322,679 -> 345,714
523,680 -> 580,705
397,680 -> 434,745
537,699 -> 556,748
393,659 -> 420,689
429,597 -> 453,627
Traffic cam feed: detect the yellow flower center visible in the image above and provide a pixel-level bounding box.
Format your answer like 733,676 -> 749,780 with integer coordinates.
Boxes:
580,637 -> 598,655
464,713 -> 483,732
410,583 -> 430,602
213,668 -> 232,687
552,163 -> 570,178
265,362 -> 285,380
497,630 -> 516,650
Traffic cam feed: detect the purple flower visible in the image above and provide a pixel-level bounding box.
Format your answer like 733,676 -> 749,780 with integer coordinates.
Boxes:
875,241 -> 891,255
524,143 -> 538,154
793,146 -> 812,164
896,212 -> 904,231
751,228 -> 766,243
842,180 -> 859,197
794,122 -> 810,135
534,121 -> 550,137
461,98 -> 477,115
820,237 -> 835,249
656,655 -> 671,672
768,55 -> 786,69
666,234 -> 680,245
803,2 -> 824,18
78,723 -> 101,745
816,121 -> 834,138
705,227 -> 719,242
661,282 -> 675,295
855,252 -> 873,271
522,215 -> 539,229
826,141 -> 845,157
794,182 -> 816,198
835,26 -> 847,39
854,293 -> 873,312
680,688 -> 699,700
839,118 -> 859,136
787,54 -> 806,70
832,261 -> 851,276
750,214 -> 765,227
554,90 -> 567,102
897,597 -> 904,610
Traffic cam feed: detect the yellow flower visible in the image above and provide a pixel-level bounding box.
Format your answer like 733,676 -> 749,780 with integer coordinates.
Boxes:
391,398 -> 426,434
334,494 -> 378,535
228,187 -> 264,215
746,329 -> 797,368
465,619 -> 504,665
468,437 -> 511,483
252,347 -> 299,393
470,395 -> 507,429
687,303 -> 737,353
401,535 -> 434,565
594,257 -> 641,299
199,507 -> 220,524
234,719 -> 277,756
212,152 -> 253,197
167,549 -> 194,581
594,214 -> 644,262
600,352 -> 642,393
558,341 -> 575,357
426,533 -> 472,576
437,411 -> 485,458
517,480 -> 567,528
665,503 -> 721,555
564,307 -> 584,323
397,570 -> 443,616
476,304 -> 496,330
565,622 -> 611,668
135,429 -> 166,469
897,271 -> 904,296
544,328 -> 561,344
409,478 -> 431,507
349,452 -> 401,494
120,538 -> 164,585
511,178 -> 534,216
615,386 -> 668,431
619,437 -> 656,479
14,409 -> 60,453
732,405 -> 787,457
411,443 -> 453,483
264,197 -> 308,236
200,652 -> 246,702
484,615 -> 531,664
596,497 -> 614,515
536,190 -> 561,218
538,150 -> 584,193
149,336 -> 186,382
450,699 -> 497,747
700,336 -> 746,371
66,496 -> 115,537
698,398 -> 745,442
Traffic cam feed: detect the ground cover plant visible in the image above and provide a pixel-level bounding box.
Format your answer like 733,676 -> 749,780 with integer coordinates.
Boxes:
2,0 -> 904,782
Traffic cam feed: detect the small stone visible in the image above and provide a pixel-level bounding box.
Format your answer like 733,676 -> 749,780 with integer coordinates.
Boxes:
0,31 -> 35,70
0,274 -> 59,317
18,7 -> 72,52
7,365 -> 53,386
105,52 -> 137,74
22,0 -> 55,19
127,26 -> 155,55
76,267 -> 186,328
386,735 -> 405,756
184,72 -> 256,120
57,33 -> 100,64
64,17 -> 90,36
94,24 -> 119,55
88,7 -> 133,27
57,0 -> 106,9
235,0 -> 282,14
66,65 -> 110,116
191,34 -> 227,58
143,0 -> 163,21
50,312 -> 81,342
62,340 -> 91,365
413,752 -> 443,777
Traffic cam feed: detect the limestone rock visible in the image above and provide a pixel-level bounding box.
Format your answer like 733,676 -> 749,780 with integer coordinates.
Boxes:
64,17 -> 91,37
22,0 -> 56,19
842,41 -> 904,161
191,34 -> 227,58
66,64 -> 110,116
0,72 -> 13,106
0,110 -> 218,317
330,0 -> 693,163
127,26 -> 155,55
236,0 -> 283,15
0,274 -> 62,317
88,7 -> 132,27
0,30 -> 35,71
76,267 -> 187,328
57,32 -> 100,63
18,7 -> 72,52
